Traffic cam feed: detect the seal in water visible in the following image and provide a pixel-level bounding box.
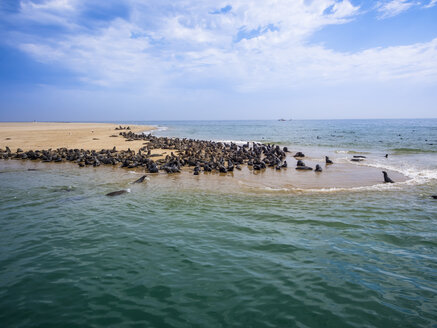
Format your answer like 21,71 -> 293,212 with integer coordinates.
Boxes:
325,156 -> 333,164
132,175 -> 147,183
315,164 -> 322,172
431,195 -> 437,199
382,171 -> 394,183
106,190 -> 129,197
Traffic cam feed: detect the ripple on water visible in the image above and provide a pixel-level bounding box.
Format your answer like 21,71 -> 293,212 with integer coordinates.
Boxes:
0,161 -> 436,327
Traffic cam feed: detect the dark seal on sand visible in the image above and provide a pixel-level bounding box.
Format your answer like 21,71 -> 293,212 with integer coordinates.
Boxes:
296,166 -> 313,170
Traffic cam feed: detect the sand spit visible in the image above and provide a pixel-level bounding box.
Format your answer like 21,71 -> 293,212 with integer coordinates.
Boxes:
0,122 -> 155,152
0,123 -> 407,189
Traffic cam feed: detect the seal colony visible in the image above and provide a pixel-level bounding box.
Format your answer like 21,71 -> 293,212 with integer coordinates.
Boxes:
0,131 -> 299,174
0,127 -> 398,184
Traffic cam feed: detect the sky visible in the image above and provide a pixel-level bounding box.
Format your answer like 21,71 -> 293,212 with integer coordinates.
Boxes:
0,0 -> 436,121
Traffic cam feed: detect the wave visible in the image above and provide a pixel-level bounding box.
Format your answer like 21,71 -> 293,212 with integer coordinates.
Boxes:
215,139 -> 253,146
237,180 -> 404,194
335,150 -> 371,154
255,140 -> 288,145
141,125 -> 168,134
349,161 -> 437,187
391,148 -> 437,154
155,126 -> 168,132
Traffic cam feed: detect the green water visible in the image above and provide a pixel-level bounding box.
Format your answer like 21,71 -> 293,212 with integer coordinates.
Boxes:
0,160 -> 436,327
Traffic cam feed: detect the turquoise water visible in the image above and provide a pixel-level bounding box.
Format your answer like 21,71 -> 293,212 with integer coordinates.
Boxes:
1,119 -> 436,327
143,119 -> 437,154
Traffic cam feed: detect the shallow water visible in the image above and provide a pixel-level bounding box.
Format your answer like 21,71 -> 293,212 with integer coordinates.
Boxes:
1,119 -> 436,327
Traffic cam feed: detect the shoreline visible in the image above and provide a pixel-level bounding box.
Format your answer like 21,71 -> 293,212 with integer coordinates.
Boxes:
0,122 -> 408,190
0,159 -> 410,194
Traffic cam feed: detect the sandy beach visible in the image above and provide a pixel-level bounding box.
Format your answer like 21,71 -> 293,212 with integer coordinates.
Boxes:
0,122 -> 156,152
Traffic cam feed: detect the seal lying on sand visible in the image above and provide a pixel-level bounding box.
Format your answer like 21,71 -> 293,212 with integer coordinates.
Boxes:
296,166 -> 313,170
382,171 -> 394,183
106,189 -> 130,197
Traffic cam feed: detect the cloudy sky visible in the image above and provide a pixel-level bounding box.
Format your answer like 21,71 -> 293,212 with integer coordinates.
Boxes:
0,0 -> 436,120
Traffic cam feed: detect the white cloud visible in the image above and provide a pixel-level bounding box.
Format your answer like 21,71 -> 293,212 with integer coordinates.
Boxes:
376,0 -> 416,19
423,0 -> 437,8
4,0 -> 437,93
22,0 -> 77,11
16,0 -> 79,29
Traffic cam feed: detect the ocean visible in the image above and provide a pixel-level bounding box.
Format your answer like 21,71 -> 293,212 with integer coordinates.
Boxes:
0,119 -> 436,327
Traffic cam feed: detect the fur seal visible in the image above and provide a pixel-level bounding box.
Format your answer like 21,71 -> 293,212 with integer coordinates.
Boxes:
219,165 -> 227,173
132,175 -> 147,183
106,189 -> 129,197
294,152 -> 305,158
296,160 -> 305,167
296,166 -> 313,170
325,156 -> 333,164
431,195 -> 437,199
315,164 -> 322,172
382,171 -> 394,183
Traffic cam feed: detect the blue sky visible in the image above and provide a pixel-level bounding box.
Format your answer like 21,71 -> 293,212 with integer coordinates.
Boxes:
0,0 -> 436,121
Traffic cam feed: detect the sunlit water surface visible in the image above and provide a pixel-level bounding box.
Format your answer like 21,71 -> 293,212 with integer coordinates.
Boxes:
1,119 -> 436,327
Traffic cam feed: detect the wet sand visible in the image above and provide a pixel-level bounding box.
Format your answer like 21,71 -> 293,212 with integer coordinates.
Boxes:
0,158 -> 407,193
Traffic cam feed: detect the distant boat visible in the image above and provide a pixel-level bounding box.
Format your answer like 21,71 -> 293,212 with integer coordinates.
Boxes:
278,118 -> 286,121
